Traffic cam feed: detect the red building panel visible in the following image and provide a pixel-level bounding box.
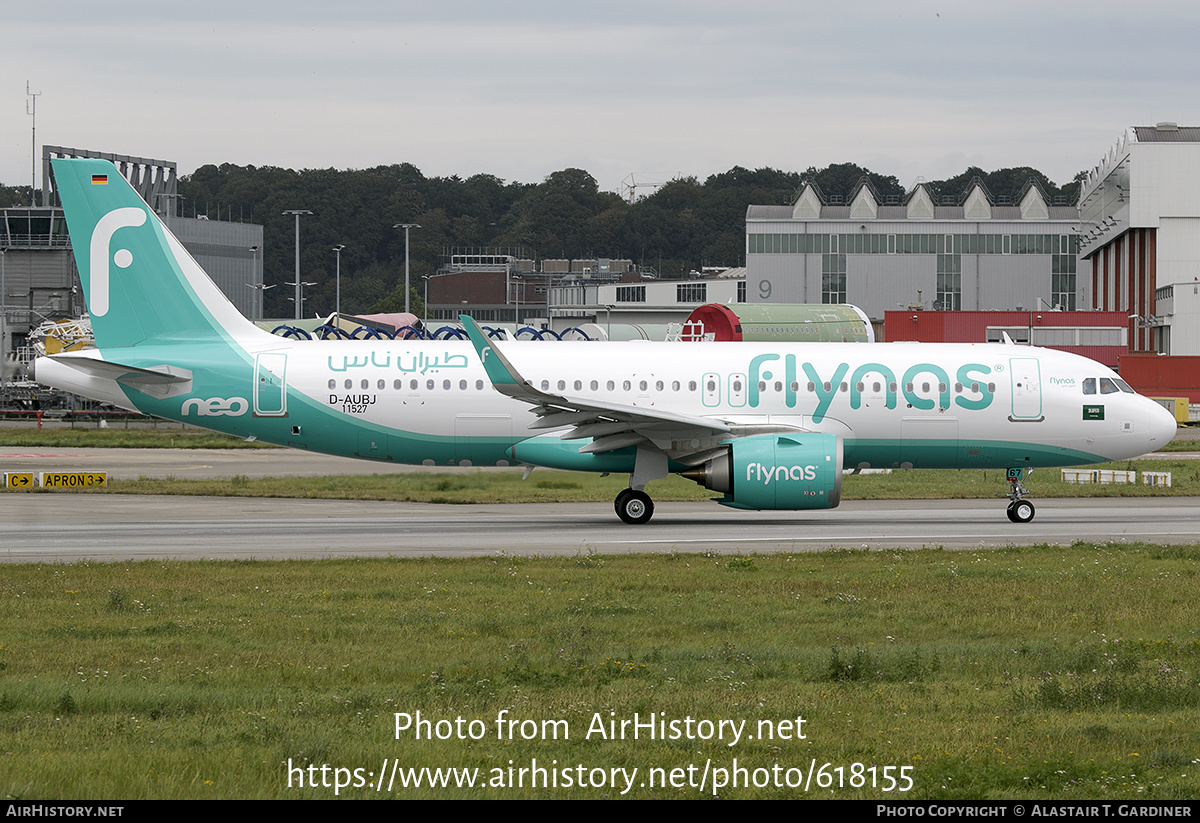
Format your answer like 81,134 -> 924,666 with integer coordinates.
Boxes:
883,310 -> 1129,367
1118,354 -> 1200,403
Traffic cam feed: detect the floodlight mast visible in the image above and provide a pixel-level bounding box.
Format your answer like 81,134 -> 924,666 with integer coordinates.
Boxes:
394,223 -> 420,314
333,244 -> 346,322
282,210 -> 312,320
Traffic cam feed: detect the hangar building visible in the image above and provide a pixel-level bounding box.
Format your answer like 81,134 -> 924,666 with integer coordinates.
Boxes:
745,177 -> 1081,323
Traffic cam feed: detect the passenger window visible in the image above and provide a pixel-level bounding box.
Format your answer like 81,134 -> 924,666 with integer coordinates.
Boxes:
393,379 -> 402,390
328,379 -> 336,389
590,380 -> 599,390
607,380 -> 615,391
362,380 -> 369,390
345,379 -> 353,390
459,380 -> 467,390
410,379 -> 418,390
378,379 -> 385,390
426,379 -> 435,390
476,380 -> 484,390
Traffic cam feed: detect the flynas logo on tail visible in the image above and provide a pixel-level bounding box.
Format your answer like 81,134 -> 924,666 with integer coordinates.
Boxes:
89,207 -> 148,317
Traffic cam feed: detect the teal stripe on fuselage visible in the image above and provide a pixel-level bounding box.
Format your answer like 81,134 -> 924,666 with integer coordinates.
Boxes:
843,438 -> 1105,469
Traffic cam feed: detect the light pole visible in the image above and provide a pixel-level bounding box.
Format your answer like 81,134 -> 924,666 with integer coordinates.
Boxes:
0,247 -> 6,393
247,283 -> 275,322
420,275 -> 429,327
393,223 -> 420,314
246,245 -> 262,319
332,244 -> 346,323
511,273 -> 521,327
287,281 -> 316,318
282,210 -> 312,320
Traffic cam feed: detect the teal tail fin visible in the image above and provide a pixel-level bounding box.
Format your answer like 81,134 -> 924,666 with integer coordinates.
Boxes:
51,158 -> 259,350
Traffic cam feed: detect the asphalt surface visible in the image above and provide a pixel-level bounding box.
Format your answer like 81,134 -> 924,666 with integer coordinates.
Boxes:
2,446 -> 1197,563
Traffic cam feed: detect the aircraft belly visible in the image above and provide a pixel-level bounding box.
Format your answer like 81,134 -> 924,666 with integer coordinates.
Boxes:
899,417 -> 960,468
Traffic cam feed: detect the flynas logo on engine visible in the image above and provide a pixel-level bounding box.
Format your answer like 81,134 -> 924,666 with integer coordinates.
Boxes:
747,462 -> 818,484
746,354 -> 994,422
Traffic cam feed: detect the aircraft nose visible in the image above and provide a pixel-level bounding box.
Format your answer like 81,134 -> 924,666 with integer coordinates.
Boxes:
1144,399 -> 1178,453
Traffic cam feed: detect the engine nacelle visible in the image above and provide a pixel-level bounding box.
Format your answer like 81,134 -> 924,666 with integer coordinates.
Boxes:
684,432 -> 843,510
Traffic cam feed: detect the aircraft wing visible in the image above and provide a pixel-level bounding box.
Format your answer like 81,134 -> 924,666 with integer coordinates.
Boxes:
460,316 -> 798,464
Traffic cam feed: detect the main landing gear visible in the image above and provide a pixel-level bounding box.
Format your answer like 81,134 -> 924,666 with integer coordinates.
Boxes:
615,488 -> 654,525
1005,467 -> 1035,523
614,446 -> 667,524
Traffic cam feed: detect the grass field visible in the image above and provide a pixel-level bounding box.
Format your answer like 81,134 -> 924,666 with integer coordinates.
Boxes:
3,426 -> 1199,799
0,427 -> 275,450
0,458 -> 1194,505
1,544 -> 1199,800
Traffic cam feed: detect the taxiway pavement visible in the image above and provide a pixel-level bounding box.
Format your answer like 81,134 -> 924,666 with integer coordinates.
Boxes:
2,447 -> 1196,562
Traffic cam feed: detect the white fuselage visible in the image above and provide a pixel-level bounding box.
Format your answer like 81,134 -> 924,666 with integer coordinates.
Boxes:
209,337 -> 1173,470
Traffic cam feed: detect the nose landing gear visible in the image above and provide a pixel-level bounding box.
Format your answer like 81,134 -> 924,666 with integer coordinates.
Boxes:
1005,467 -> 1035,523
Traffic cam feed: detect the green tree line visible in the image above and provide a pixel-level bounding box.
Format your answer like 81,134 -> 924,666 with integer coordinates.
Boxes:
1,162 -> 1082,318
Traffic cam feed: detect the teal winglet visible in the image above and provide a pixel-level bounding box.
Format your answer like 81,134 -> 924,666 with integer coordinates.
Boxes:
460,315 -> 523,390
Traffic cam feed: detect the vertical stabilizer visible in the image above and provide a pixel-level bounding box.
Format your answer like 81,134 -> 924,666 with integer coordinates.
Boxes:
51,158 -> 263,350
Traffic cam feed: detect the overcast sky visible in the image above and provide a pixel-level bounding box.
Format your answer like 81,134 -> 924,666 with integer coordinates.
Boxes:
3,1 -> 1197,196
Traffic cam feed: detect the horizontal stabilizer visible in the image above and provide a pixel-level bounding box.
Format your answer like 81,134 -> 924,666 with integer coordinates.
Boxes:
43,353 -> 193,398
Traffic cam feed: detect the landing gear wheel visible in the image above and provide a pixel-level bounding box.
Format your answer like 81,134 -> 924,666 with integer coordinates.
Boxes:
614,488 -> 631,517
615,488 -> 654,525
1007,499 -> 1035,523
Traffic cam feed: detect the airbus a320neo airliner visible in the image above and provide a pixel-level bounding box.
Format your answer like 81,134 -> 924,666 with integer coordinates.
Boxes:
34,159 -> 1177,524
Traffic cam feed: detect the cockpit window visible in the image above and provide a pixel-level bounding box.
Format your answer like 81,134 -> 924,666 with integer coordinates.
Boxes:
1082,378 -> 1096,395
1099,377 -> 1120,395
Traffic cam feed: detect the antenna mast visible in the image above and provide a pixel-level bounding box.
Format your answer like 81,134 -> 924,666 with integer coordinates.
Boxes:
26,81 -> 41,206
